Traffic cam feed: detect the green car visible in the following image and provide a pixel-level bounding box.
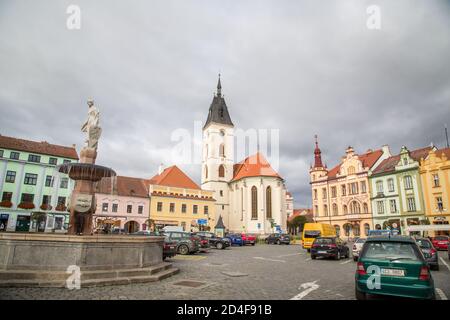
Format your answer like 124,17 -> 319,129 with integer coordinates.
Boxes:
355,236 -> 435,300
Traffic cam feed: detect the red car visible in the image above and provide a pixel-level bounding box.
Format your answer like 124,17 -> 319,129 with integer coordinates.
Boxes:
432,236 -> 449,250
241,233 -> 256,246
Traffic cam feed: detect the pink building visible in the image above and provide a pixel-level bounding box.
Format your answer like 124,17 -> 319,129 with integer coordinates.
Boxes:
94,176 -> 150,233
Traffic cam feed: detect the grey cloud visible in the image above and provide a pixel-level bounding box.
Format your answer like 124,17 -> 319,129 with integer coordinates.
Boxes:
0,0 -> 449,208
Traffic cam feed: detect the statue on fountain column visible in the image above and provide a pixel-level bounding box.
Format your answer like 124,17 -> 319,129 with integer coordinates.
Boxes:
81,99 -> 102,150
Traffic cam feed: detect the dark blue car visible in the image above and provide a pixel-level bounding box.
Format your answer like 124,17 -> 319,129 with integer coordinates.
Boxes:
225,233 -> 244,246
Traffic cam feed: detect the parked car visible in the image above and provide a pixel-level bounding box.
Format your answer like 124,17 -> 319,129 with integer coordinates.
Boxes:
415,238 -> 439,271
265,233 -> 291,245
225,233 -> 244,246
352,238 -> 367,261
195,232 -> 231,249
355,235 -> 435,300
162,231 -> 200,255
131,230 -> 152,236
163,239 -> 177,260
431,236 -> 449,251
310,237 -> 350,260
241,233 -> 256,246
111,228 -> 126,234
448,241 -> 450,260
193,233 -> 211,252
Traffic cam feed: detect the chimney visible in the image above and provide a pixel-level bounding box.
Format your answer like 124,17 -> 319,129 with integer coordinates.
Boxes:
158,163 -> 164,175
382,144 -> 391,156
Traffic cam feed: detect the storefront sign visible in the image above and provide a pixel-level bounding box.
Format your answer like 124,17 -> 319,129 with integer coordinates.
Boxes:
74,194 -> 93,213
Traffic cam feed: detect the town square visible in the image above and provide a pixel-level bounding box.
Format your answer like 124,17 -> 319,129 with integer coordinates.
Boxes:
0,0 -> 450,308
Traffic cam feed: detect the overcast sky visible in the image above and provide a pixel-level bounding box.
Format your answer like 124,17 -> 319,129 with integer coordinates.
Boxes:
0,0 -> 449,207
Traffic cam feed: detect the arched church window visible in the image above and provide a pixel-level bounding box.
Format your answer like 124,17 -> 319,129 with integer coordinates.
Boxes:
218,165 -> 225,178
266,186 -> 272,219
219,144 -> 225,157
251,186 -> 258,220
205,166 -> 208,179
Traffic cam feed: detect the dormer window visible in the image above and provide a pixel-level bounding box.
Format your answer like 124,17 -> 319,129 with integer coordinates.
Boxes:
403,158 -> 408,165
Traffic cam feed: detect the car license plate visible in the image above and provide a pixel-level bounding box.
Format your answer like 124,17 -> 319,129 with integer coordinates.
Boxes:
439,242 -> 446,245
381,268 -> 405,277
318,250 -> 327,254
170,246 -> 175,249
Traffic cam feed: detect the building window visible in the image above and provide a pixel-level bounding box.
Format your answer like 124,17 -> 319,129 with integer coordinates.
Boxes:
404,175 -> 413,190
350,182 -> 358,195
390,199 -> 397,213
112,203 -> 118,212
433,174 -> 440,187
403,158 -> 408,165
364,224 -> 370,236
331,187 -> 337,198
204,206 -> 209,215
28,154 -> 41,163
407,197 -> 416,212
266,186 -> 272,219
332,203 -> 338,216
42,195 -> 51,205
60,177 -> 68,189
376,181 -> 384,194
182,204 -> 187,213
341,185 -> 346,196
218,165 -> 225,178
343,205 -> 348,215
57,196 -> 66,206
127,205 -> 132,213
170,203 -> 175,213
138,206 -> 143,214
323,204 -> 328,217
63,160 -> 71,164
45,175 -> 54,187
24,173 -> 38,185
350,201 -> 361,214
193,205 -> 198,214
5,171 -> 16,183
220,190 -> 223,197
377,201 -> 385,214
0,150 -> 3,157
348,166 -> 355,175
360,181 -> 367,193
387,179 -> 395,192
314,205 -> 319,217
157,202 -> 163,212
49,157 -> 57,165
205,166 -> 208,179
322,188 -> 327,199
2,192 -> 12,202
219,144 -> 225,157
436,197 -> 444,211
102,203 -> 108,212
313,189 -> 317,200
10,152 -> 19,160
363,203 -> 369,214
251,186 -> 258,220
21,193 -> 34,203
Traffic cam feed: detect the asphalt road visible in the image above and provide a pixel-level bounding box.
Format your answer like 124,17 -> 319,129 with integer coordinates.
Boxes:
0,244 -> 449,300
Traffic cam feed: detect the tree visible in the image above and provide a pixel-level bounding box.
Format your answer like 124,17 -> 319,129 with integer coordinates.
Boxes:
289,216 -> 307,235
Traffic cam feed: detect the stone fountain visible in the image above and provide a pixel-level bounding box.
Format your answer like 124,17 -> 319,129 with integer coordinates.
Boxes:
0,100 -> 178,287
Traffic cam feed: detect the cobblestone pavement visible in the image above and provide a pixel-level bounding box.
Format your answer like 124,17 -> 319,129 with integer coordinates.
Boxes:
0,244 -> 449,300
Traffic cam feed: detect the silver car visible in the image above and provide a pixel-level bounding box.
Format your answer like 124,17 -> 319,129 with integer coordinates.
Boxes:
352,238 -> 366,261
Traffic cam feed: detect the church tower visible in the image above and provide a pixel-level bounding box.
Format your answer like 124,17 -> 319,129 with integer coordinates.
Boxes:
309,135 -> 328,181
201,75 -> 234,227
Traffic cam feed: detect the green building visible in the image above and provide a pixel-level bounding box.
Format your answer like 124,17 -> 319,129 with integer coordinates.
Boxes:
0,135 -> 78,232
369,146 -> 434,235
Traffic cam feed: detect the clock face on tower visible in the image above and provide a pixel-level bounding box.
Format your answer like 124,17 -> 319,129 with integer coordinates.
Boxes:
220,130 -> 225,136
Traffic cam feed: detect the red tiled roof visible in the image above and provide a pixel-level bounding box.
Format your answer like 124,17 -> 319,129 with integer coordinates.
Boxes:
232,152 -> 282,182
288,208 -> 313,222
436,147 -> 450,159
148,165 -> 200,190
0,134 -> 78,159
96,176 -> 149,198
372,146 -> 432,175
327,149 -> 383,179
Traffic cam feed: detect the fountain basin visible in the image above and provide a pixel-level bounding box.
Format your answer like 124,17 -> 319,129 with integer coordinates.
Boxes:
57,163 -> 116,182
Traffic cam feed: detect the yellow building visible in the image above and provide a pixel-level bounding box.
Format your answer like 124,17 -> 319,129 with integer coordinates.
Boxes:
419,148 -> 450,234
147,165 -> 216,231
309,137 -> 391,238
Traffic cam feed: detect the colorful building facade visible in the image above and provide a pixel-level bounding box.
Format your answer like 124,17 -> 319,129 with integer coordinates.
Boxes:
310,137 -> 391,238
148,165 -> 216,232
420,147 -> 450,234
94,175 -> 150,233
370,146 -> 433,235
0,135 -> 78,233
